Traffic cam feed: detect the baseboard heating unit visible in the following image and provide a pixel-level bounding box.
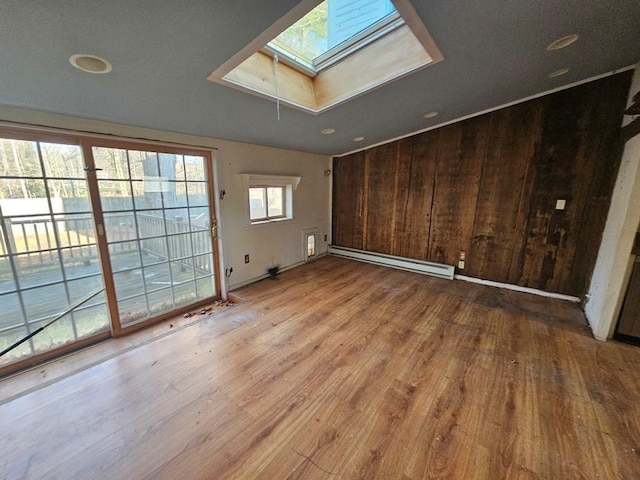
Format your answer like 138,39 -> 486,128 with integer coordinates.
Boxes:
328,245 -> 454,280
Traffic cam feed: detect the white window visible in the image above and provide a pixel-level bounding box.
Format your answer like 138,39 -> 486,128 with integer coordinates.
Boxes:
249,186 -> 285,221
241,174 -> 300,225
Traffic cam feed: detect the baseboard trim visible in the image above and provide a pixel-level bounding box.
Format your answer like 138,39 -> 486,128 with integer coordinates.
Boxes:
454,274 -> 581,302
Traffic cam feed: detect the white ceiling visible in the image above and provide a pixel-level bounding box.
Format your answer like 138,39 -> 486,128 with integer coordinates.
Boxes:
1,0 -> 639,155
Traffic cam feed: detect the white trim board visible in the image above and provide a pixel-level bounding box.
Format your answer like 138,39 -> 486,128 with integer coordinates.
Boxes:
455,274 -> 581,302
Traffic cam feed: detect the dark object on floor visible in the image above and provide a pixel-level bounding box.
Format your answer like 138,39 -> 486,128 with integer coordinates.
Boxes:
267,266 -> 280,280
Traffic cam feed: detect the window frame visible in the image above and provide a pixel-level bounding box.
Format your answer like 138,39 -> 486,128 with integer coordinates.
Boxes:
240,174 -> 301,226
248,185 -> 286,222
265,10 -> 404,76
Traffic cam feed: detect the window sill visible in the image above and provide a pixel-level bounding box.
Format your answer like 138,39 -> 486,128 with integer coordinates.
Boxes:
247,217 -> 294,228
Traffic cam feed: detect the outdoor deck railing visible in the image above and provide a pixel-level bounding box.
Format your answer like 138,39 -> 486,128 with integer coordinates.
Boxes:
1,213 -> 212,274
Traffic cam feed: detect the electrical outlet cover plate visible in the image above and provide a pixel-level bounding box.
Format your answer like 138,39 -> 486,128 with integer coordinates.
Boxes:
458,260 -> 465,269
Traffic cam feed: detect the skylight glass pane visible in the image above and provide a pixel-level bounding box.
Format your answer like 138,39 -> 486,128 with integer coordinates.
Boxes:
270,0 -> 396,65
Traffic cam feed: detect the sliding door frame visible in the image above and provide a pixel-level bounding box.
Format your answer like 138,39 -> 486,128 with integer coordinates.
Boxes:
0,125 -> 221,375
84,136 -> 221,336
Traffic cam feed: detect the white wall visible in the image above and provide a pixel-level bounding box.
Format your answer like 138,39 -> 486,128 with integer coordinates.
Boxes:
585,63 -> 640,340
0,107 -> 332,293
215,143 -> 332,290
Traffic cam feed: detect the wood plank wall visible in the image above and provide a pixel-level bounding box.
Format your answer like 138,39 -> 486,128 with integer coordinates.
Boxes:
332,72 -> 632,296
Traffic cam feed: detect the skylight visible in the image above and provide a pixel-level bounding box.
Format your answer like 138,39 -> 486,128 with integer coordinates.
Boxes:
208,0 -> 443,114
268,0 -> 399,72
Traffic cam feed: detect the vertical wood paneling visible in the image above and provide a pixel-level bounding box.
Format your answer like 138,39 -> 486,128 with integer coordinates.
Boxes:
395,130 -> 439,259
331,71 -> 632,296
467,101 -> 542,282
429,116 -> 489,266
515,74 -> 632,294
332,152 -> 365,248
364,143 -> 400,253
565,75 -> 631,295
516,91 -> 583,291
389,138 -> 415,256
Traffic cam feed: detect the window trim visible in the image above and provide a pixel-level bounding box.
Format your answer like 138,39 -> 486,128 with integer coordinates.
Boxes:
240,174 -> 301,226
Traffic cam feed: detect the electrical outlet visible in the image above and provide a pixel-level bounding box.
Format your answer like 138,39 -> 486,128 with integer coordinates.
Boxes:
324,234 -> 327,241
458,260 -> 465,269
556,199 -> 566,210
244,254 -> 250,264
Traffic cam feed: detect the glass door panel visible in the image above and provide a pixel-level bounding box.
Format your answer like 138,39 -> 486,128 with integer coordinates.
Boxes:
0,138 -> 109,367
93,147 -> 216,328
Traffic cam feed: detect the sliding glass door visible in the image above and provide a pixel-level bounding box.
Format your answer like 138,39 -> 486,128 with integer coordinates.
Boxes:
0,130 -> 218,371
0,137 -> 109,366
93,145 -> 216,328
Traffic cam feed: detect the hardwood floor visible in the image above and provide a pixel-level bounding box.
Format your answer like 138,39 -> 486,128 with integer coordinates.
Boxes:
1,256 -> 639,479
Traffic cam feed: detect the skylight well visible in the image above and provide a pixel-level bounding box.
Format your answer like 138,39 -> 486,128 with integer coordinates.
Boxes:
208,0 -> 443,114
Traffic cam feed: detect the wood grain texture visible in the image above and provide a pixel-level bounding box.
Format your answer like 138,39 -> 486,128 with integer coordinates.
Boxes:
222,51 -> 317,109
517,74 -> 632,294
467,102 -> 541,282
332,71 -> 632,296
389,138 -> 415,257
364,143 -> 401,253
2,256 -> 639,479
565,74 -> 632,295
314,25 -> 433,109
429,115 -> 488,266
395,131 -> 438,259
332,152 -> 366,249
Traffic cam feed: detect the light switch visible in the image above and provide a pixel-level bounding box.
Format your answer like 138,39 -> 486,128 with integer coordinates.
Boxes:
556,199 -> 566,210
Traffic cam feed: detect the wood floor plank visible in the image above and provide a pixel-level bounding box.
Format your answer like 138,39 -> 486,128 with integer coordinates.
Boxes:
1,255 -> 639,479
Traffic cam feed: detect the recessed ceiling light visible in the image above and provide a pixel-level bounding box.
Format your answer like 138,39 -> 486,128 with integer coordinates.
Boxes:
353,136 -> 365,142
548,67 -> 570,78
423,111 -> 439,119
69,54 -> 112,74
321,128 -> 336,135
546,34 -> 579,51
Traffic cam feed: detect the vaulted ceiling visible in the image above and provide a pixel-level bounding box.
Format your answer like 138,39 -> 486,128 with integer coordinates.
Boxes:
1,0 -> 639,155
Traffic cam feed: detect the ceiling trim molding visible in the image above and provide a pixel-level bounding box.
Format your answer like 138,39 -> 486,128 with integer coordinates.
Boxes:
335,65 -> 637,158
